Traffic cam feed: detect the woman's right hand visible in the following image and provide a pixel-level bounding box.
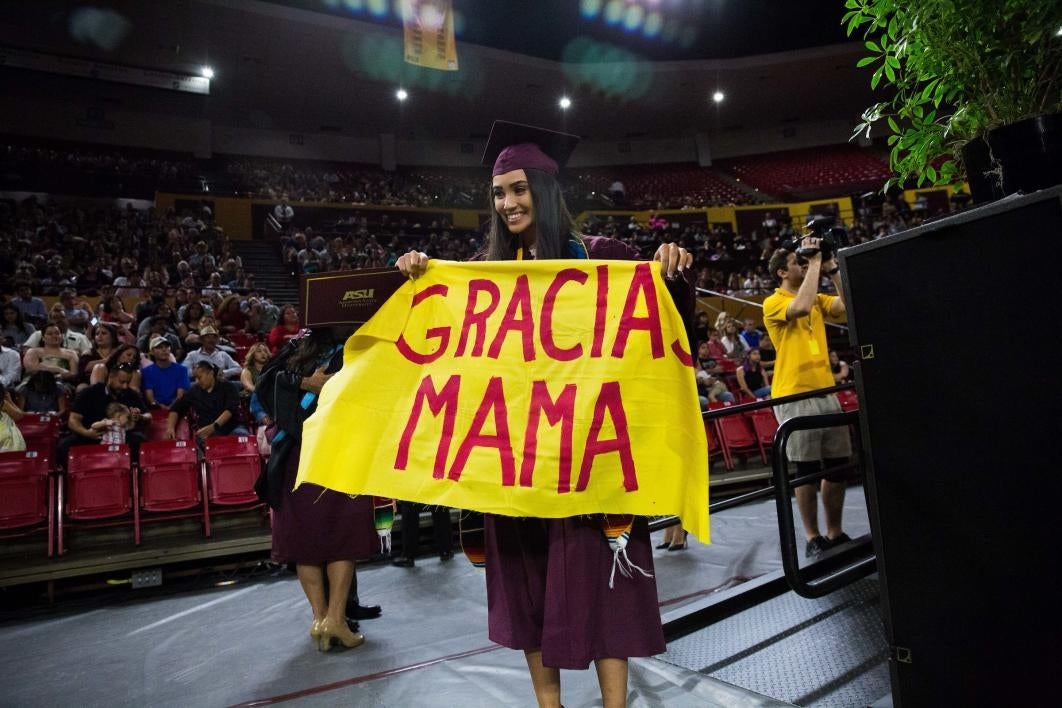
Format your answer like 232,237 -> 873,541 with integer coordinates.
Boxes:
396,251 -> 429,278
301,367 -> 333,394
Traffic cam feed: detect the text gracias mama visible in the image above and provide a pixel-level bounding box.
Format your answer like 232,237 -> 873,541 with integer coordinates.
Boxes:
389,262 -> 693,496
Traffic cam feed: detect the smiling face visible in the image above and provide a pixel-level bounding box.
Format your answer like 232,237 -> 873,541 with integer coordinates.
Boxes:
492,169 -> 535,236
42,325 -> 63,347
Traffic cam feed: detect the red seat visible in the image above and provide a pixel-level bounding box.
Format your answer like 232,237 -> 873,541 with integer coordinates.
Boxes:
710,401 -> 766,469
229,332 -> 258,363
145,413 -> 191,442
836,389 -> 860,413
138,439 -> 211,538
704,418 -> 727,468
17,413 -> 62,459
204,434 -> 262,506
0,450 -> 55,556
749,408 -> 780,451
59,444 -> 137,554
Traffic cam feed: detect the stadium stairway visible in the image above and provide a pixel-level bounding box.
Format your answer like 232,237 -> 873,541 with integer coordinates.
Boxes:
230,241 -> 300,307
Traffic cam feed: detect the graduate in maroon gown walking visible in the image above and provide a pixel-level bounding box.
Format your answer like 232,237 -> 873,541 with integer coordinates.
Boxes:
397,121 -> 695,708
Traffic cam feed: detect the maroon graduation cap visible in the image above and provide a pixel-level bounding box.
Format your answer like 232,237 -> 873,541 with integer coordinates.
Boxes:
483,120 -> 580,177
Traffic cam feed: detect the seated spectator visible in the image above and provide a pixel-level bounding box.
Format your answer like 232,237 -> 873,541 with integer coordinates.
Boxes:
178,301 -> 209,348
12,282 -> 48,329
89,402 -> 135,445
77,324 -> 121,389
137,314 -> 183,360
134,286 -> 168,330
217,295 -> 248,334
240,342 -> 271,397
735,349 -> 772,400
141,336 -> 189,410
829,350 -> 851,384
15,371 -> 68,415
183,326 -> 241,381
705,328 -> 729,363
739,319 -> 763,350
137,303 -> 178,340
23,307 -> 93,356
0,384 -> 27,452
692,311 -> 710,344
22,324 -> 80,387
758,332 -> 776,371
0,341 -> 22,388
167,361 -> 247,441
89,344 -> 143,392
267,306 -> 301,353
720,318 -> 749,361
245,292 -> 279,335
98,294 -> 136,336
694,341 -> 733,406
58,289 -> 93,334
58,361 -> 148,464
1,303 -> 36,349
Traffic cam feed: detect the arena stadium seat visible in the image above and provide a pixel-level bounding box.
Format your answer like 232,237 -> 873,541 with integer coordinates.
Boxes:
0,450 -> 55,556
203,435 -> 262,507
836,389 -> 860,413
749,408 -> 780,455
137,439 -> 210,538
704,418 -> 727,469
708,401 -> 765,469
59,444 -> 136,554
17,413 -> 62,460
228,332 -> 259,363
145,413 -> 191,442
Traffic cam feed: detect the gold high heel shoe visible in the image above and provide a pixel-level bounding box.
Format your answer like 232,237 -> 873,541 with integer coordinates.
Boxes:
317,617 -> 365,652
310,618 -> 324,640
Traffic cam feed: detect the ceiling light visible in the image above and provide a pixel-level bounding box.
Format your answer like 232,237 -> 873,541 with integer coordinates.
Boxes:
201,66 -> 215,79
559,96 -> 572,110
712,91 -> 724,103
396,88 -> 408,101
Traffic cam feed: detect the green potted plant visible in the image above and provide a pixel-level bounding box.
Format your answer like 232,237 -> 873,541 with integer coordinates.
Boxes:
843,0 -> 1062,201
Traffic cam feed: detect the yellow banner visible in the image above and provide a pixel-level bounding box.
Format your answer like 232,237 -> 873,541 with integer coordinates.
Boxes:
402,0 -> 459,71
297,260 -> 710,542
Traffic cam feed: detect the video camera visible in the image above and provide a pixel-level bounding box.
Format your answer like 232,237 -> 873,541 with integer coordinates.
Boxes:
782,215 -> 850,262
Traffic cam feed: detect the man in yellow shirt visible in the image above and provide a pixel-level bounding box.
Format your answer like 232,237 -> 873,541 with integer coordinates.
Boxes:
762,236 -> 851,558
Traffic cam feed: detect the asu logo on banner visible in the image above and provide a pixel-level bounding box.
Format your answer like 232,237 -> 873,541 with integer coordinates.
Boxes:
402,0 -> 459,71
296,260 -> 710,542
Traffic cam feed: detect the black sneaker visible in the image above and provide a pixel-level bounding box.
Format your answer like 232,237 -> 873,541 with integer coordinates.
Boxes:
827,533 -> 852,548
391,557 -> 415,568
805,536 -> 831,559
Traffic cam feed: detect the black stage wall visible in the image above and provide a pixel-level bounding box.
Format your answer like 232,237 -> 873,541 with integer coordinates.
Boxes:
840,186 -> 1062,707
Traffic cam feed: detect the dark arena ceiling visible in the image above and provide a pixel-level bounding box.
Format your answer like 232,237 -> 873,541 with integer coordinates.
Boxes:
0,1 -> 880,144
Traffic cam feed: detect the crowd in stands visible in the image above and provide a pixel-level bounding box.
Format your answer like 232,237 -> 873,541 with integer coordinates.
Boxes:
2,136 -> 908,215
1,141 -> 198,183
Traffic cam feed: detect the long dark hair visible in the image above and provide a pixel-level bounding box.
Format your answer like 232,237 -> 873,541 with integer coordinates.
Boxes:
286,328 -> 340,376
485,169 -> 574,262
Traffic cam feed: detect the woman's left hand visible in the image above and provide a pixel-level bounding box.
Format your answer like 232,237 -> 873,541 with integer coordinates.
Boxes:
653,243 -> 693,280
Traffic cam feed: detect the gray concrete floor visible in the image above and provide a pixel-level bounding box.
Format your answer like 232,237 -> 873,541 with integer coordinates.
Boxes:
0,488 -> 874,707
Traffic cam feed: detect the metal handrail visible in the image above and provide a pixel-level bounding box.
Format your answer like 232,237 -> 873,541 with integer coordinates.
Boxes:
772,411 -> 876,598
702,382 -> 856,421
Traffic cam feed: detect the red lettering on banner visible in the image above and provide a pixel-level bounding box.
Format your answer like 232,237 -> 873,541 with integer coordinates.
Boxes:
447,377 -> 516,485
395,374 -> 461,479
591,265 -> 608,358
671,337 -> 693,367
455,279 -> 500,357
487,274 -> 536,361
540,269 -> 588,362
611,263 -> 664,359
576,381 -> 637,492
396,284 -> 451,364
520,381 -> 577,491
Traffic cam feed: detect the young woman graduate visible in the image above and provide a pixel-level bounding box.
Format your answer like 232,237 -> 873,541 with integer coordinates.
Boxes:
397,121 -> 695,708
